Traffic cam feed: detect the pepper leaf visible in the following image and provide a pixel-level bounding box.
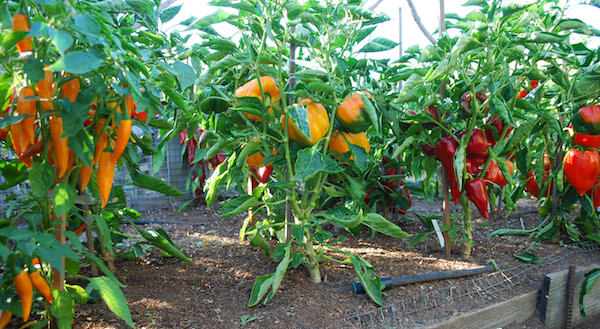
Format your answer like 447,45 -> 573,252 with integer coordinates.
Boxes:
90,276 -> 135,328
293,145 -> 343,181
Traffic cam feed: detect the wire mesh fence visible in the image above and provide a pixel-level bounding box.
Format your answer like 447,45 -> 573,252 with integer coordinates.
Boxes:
0,130 -> 193,213
327,244 -> 600,329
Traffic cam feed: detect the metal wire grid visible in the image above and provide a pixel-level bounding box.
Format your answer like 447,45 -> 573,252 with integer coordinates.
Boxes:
327,244 -> 600,329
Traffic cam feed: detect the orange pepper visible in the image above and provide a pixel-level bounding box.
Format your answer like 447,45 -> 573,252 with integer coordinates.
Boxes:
79,164 -> 93,192
13,270 -> 32,322
97,148 -> 116,208
35,70 -> 55,111
61,74 -> 79,103
12,14 -> 31,54
0,310 -> 11,329
29,271 -> 53,304
49,116 -> 69,178
17,88 -> 36,145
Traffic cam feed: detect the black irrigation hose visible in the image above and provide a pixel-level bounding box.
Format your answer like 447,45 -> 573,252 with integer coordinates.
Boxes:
340,263 -> 506,294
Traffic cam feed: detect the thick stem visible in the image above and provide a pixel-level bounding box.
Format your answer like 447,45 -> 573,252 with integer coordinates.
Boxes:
461,194 -> 473,259
441,168 -> 452,257
303,229 -> 321,283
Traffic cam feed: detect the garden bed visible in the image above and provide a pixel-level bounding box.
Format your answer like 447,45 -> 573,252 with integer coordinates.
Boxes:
70,197 -> 600,329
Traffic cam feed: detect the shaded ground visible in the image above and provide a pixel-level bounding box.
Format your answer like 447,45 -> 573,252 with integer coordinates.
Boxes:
41,196 -> 600,328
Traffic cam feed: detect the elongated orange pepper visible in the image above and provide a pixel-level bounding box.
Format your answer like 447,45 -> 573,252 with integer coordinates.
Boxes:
50,115 -> 69,178
13,13 -> 31,54
10,122 -> 32,167
97,149 -> 116,208
14,270 -> 32,322
111,96 -> 134,161
0,310 -> 11,329
17,88 -> 36,145
79,164 -> 93,192
93,118 -> 108,165
29,271 -> 53,304
62,74 -> 79,103
35,70 -> 54,111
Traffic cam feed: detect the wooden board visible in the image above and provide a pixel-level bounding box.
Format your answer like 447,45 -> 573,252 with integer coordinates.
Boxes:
424,291 -> 538,329
540,265 -> 600,329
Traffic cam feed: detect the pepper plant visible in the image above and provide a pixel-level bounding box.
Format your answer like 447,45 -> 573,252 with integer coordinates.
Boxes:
0,0 -> 194,327
189,0 -> 409,306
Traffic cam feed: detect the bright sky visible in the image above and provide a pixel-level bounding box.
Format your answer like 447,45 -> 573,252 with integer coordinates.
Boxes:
162,0 -> 600,60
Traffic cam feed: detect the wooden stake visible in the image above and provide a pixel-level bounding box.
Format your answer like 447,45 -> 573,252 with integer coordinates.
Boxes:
52,213 -> 66,291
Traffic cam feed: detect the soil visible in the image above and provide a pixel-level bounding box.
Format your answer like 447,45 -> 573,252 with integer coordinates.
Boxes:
17,196 -> 600,328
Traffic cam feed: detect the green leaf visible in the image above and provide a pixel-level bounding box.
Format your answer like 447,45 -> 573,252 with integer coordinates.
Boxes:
0,113 -> 27,129
489,228 -> 533,236
204,160 -> 228,205
160,4 -> 182,22
362,213 -> 410,238
46,51 -> 102,74
187,9 -> 232,30
346,140 -> 369,171
0,227 -> 33,240
136,227 -> 192,262
360,93 -> 380,136
74,14 -> 100,38
454,136 -> 466,191
293,146 -> 343,181
65,284 -> 88,304
250,234 -> 271,258
287,104 -> 311,144
247,274 -> 274,307
580,268 -> 600,317
221,195 -> 259,218
52,30 -> 73,55
53,182 -> 77,217
317,207 -> 362,228
90,277 -> 135,328
133,174 -> 184,196
264,244 -> 291,304
172,62 -> 196,90
50,290 -> 75,329
512,252 -> 541,264
29,162 -> 55,198
359,37 -> 398,52
391,136 -> 416,159
0,160 -> 28,190
94,214 -> 114,255
398,73 -> 422,102
350,254 -> 383,306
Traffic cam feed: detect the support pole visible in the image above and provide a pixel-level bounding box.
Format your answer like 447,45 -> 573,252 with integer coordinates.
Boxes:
52,214 -> 65,291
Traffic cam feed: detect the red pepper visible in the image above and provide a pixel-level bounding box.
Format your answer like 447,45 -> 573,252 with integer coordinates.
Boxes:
422,105 -> 441,128
484,115 -> 514,145
258,164 -> 274,183
516,80 -> 539,99
208,151 -> 226,168
469,152 -> 488,168
466,158 -> 483,175
179,130 -> 187,145
435,137 -> 461,204
463,128 -> 492,155
460,91 -> 488,115
421,143 -> 436,156
187,137 -> 197,166
525,170 -> 552,197
563,149 -> 600,195
591,180 -> 600,211
465,178 -> 489,219
573,105 -> 600,135
484,160 -> 513,187
574,133 -> 600,149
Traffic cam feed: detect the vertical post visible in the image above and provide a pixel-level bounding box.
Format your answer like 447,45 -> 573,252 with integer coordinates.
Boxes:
52,214 -> 66,291
82,203 -> 98,276
398,7 -> 403,89
439,0 -> 452,258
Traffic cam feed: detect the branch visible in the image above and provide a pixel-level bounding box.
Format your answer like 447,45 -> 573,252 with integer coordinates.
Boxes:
406,0 -> 437,45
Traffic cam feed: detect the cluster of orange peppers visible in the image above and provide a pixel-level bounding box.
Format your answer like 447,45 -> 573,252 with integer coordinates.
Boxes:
2,13 -> 142,209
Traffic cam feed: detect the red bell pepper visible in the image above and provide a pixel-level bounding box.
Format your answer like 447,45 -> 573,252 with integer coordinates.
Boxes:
574,133 -> 600,149
484,115 -> 514,145
258,164 -> 274,183
460,91 -> 488,115
421,143 -> 436,157
435,137 -> 461,204
465,178 -> 489,219
563,149 -> 600,195
573,105 -> 600,135
465,128 -> 492,155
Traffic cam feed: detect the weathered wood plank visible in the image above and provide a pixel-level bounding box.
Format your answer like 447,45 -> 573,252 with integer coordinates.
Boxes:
540,265 -> 600,329
423,291 -> 538,329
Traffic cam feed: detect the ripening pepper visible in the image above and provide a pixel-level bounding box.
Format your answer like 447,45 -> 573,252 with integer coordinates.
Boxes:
484,115 -> 514,145
246,151 -> 265,168
0,310 -> 11,329
466,158 -> 483,175
525,170 -> 546,197
421,143 -> 436,156
13,13 -> 31,55
35,70 -> 55,111
97,148 -> 116,208
257,164 -> 274,184
591,180 -> 600,211
10,121 -> 32,167
421,105 -> 441,129
284,98 -> 329,147
484,160 -> 513,187
574,133 -> 600,149
17,88 -> 36,145
573,105 -> 600,135
435,137 -> 461,204
235,76 -> 280,121
187,136 -> 197,166
328,130 -> 370,161
29,271 -> 53,304
111,97 -> 133,162
563,149 -> 600,196
460,91 -> 488,116
465,178 -> 489,219
336,91 -> 373,133
0,108 -> 10,140
14,269 -> 33,322
516,80 -> 539,99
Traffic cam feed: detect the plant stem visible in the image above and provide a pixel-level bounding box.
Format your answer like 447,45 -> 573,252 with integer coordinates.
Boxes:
461,193 -> 473,259
303,228 -> 321,283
